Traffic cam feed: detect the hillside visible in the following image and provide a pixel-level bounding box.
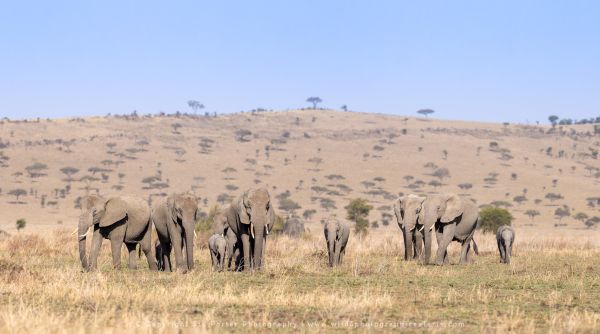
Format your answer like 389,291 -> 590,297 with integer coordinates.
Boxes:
0,109 -> 599,241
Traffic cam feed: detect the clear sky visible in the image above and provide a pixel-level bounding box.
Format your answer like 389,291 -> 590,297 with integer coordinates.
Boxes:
1,1 -> 598,123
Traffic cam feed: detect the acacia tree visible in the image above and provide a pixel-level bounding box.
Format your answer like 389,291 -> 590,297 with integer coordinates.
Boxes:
60,167 -> 79,183
525,209 -> 540,221
187,100 -> 204,114
9,188 -> 27,201
417,109 -> 435,117
548,115 -> 559,127
306,97 -> 322,109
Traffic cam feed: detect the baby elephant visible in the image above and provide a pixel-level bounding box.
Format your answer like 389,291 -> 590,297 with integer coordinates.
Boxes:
324,218 -> 350,267
496,225 -> 515,264
208,234 -> 227,272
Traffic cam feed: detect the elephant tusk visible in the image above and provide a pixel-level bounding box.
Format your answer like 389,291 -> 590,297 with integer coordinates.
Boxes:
418,226 -> 424,232
78,234 -> 87,240
430,225 -> 434,231
265,225 -> 270,235
194,230 -> 197,239
71,228 -> 78,236
250,222 -> 255,239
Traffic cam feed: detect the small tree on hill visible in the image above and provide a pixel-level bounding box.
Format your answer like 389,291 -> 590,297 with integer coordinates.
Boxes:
345,198 -> 373,236
60,167 -> 80,183
187,100 -> 204,114
479,207 -> 513,234
574,212 -> 589,223
548,115 -> 559,127
554,205 -> 570,222
306,97 -> 322,109
417,109 -> 435,117
9,188 -> 27,201
525,209 -> 540,221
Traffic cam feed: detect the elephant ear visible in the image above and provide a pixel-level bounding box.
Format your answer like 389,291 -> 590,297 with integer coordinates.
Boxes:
99,197 -> 128,227
266,201 -> 275,234
393,197 -> 404,225
417,196 -> 427,225
167,195 -> 178,223
238,192 -> 250,225
441,194 -> 464,223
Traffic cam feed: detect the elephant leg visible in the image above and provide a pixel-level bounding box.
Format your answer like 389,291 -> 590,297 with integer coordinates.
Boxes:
234,247 -> 242,271
162,242 -> 173,272
167,225 -> 186,273
423,229 -> 432,264
497,239 -> 506,263
140,229 -> 157,271
435,223 -> 455,266
505,241 -> 512,264
459,240 -> 470,264
226,240 -> 235,271
339,246 -> 346,265
241,233 -> 251,271
88,226 -> 103,271
414,230 -> 423,260
210,251 -> 218,271
110,239 -> 123,270
126,243 -> 138,270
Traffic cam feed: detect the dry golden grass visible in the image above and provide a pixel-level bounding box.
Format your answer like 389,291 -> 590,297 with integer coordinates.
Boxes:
1,230 -> 599,333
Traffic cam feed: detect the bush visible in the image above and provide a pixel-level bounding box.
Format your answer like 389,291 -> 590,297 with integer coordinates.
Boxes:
16,218 -> 26,231
345,198 -> 373,235
479,207 -> 513,234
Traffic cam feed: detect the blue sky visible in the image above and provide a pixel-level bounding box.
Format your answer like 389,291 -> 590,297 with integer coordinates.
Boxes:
1,1 -> 598,123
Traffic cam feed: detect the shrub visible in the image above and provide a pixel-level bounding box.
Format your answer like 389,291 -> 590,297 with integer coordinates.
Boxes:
479,207 -> 513,234
345,198 -> 373,235
16,218 -> 26,231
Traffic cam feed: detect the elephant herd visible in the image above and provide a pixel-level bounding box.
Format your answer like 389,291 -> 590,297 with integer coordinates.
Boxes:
77,188 -> 515,273
78,188 -> 275,273
393,192 -> 515,266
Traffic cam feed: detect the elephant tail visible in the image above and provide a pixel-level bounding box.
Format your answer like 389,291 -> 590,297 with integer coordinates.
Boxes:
471,238 -> 479,255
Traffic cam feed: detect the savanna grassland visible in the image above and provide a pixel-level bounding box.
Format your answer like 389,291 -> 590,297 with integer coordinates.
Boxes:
0,109 -> 599,332
0,230 -> 599,333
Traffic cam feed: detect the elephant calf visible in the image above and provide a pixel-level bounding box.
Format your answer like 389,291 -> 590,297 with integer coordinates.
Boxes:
496,225 -> 515,264
324,217 -> 350,267
208,234 -> 227,272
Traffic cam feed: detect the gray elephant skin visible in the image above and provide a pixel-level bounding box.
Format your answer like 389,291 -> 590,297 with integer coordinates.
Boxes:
419,193 -> 479,265
393,195 -> 426,261
78,195 -> 157,271
208,234 -> 227,271
152,193 -> 199,273
496,225 -> 515,264
213,206 -> 242,271
225,188 -> 275,271
323,218 -> 350,267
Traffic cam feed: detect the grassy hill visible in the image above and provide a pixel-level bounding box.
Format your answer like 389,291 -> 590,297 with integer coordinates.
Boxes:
0,109 -> 599,240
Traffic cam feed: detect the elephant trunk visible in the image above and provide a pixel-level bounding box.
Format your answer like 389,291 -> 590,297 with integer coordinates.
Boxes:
326,230 -> 335,267
403,228 -> 414,261
183,216 -> 195,271
423,229 -> 432,264
333,236 -> 343,266
402,213 -> 418,261
252,215 -> 267,270
78,213 -> 90,269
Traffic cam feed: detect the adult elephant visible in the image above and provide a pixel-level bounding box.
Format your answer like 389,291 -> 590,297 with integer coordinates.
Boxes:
225,188 -> 275,271
78,195 -> 156,271
393,194 -> 426,261
419,193 -> 479,265
323,217 -> 350,267
152,194 -> 199,273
